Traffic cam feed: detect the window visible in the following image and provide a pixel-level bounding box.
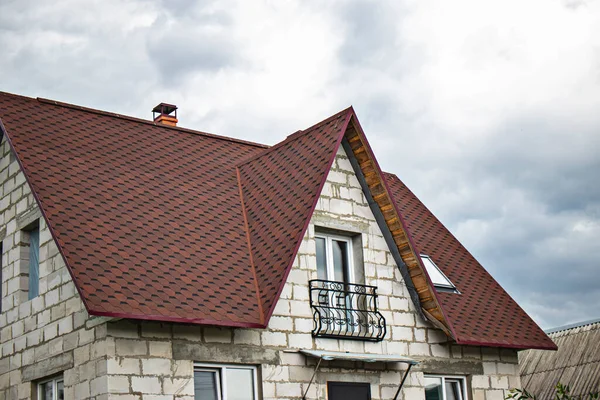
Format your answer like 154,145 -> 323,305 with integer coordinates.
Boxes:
424,375 -> 466,400
315,233 -> 354,283
327,382 -> 371,400
314,232 -> 369,337
194,364 -> 258,400
420,255 -> 457,292
38,376 -> 64,400
27,226 -> 40,300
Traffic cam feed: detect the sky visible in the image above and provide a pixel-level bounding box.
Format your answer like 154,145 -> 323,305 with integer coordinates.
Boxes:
1,0 -> 599,329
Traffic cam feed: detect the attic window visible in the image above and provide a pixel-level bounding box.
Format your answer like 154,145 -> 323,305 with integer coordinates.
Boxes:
420,255 -> 458,292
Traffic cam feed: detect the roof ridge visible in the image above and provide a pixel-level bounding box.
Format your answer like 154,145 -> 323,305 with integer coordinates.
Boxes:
34,95 -> 269,149
0,90 -> 38,102
546,317 -> 600,334
235,107 -> 353,168
296,106 -> 353,135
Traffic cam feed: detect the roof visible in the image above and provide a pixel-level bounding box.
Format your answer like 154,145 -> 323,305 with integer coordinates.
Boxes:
545,317 -> 600,334
0,91 -> 350,328
385,175 -> 557,350
519,319 -> 600,397
0,91 -> 554,349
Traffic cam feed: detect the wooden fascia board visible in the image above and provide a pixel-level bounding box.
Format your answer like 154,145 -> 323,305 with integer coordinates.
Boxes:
343,114 -> 456,340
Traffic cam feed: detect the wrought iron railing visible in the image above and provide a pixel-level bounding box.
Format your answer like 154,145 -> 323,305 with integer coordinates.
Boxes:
308,279 -> 386,341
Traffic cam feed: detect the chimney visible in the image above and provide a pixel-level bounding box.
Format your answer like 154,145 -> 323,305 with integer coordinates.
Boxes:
152,103 -> 178,126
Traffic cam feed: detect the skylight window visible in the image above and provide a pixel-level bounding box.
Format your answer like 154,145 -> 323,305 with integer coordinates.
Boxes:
420,255 -> 458,292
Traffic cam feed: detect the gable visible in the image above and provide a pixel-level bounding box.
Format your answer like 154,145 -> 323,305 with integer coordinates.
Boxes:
310,144 -> 411,292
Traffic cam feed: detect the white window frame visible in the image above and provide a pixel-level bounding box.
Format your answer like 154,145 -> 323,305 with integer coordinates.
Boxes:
424,374 -> 467,400
194,363 -> 259,400
420,254 -> 458,291
315,233 -> 354,283
37,376 -> 64,400
24,225 -> 41,300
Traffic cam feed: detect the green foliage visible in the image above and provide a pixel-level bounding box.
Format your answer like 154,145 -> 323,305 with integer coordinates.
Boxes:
505,383 -> 599,400
505,388 -> 537,399
554,383 -> 599,400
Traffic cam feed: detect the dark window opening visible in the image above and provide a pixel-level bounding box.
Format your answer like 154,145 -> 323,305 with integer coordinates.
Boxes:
327,382 -> 371,400
27,225 -> 40,300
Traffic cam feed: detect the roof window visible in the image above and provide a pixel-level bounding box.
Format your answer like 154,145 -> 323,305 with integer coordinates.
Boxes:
420,255 -> 458,293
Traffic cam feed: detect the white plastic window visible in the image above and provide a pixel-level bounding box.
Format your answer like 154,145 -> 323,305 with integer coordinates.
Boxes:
38,376 -> 64,400
315,233 -> 354,283
194,364 -> 258,400
421,255 -> 456,290
424,375 -> 466,400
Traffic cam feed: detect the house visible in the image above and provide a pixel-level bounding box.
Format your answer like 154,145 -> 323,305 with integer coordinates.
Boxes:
519,318 -> 600,397
0,91 -> 556,400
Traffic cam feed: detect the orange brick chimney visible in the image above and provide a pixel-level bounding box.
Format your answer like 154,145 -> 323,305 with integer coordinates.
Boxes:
152,103 -> 178,126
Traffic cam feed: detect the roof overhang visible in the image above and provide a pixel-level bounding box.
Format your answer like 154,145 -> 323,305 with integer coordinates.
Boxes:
300,349 -> 418,365
299,349 -> 418,400
342,114 -> 457,339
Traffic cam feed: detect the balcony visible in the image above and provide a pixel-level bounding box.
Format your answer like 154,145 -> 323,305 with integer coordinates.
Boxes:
309,280 -> 386,342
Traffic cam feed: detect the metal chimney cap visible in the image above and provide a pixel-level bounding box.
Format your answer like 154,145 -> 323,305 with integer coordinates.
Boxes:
152,103 -> 178,115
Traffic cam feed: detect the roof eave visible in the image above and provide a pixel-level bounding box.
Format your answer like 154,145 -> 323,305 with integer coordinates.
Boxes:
89,309 -> 267,329
455,338 -> 558,351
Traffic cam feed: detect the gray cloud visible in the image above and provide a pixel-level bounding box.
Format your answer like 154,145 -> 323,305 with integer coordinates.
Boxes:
564,0 -> 590,10
1,0 -> 598,331
146,30 -> 240,79
408,113 -> 600,328
336,1 -> 401,66
0,0 -> 158,115
469,116 -> 600,213
147,1 -> 239,80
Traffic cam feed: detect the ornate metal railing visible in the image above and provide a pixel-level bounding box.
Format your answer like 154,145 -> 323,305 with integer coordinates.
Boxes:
308,279 -> 386,341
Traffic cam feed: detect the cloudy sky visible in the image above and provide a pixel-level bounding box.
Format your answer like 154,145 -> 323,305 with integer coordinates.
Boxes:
1,0 -> 599,329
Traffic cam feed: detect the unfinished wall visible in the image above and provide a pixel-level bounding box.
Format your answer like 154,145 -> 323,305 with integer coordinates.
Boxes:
0,138 -> 109,399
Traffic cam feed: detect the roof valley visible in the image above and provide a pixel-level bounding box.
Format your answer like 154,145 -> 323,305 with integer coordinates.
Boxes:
235,166 -> 265,325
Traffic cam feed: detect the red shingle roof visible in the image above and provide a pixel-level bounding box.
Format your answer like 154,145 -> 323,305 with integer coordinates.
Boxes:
385,173 -> 557,350
0,91 -> 555,349
0,93 -> 267,326
237,110 -> 352,321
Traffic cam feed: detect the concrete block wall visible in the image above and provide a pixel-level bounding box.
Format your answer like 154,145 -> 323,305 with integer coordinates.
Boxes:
0,138 -> 108,399
105,321 -> 195,400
